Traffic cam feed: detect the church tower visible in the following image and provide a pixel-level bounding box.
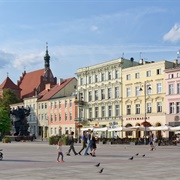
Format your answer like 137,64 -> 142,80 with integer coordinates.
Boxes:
44,42 -> 50,70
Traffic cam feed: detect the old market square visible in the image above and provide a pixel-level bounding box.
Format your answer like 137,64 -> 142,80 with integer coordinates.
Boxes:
0,141 -> 180,180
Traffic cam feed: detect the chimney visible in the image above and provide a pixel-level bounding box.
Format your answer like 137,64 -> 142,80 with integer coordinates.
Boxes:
58,78 -> 64,85
45,83 -> 51,90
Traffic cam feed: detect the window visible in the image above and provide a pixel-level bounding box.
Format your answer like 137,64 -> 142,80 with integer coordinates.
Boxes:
70,100 -> 72,107
169,84 -> 174,95
70,112 -> 72,120
95,90 -> 98,101
135,104 -> 140,114
177,83 -> 180,94
157,83 -> 162,94
147,85 -> 152,95
127,105 -> 131,115
147,103 -> 152,113
108,88 -> 112,99
101,89 -> 105,100
108,106 -> 112,117
135,86 -> 140,96
89,91 -> 92,101
169,102 -> 175,114
51,114 -> 53,122
80,78 -> 83,85
95,75 -> 98,83
59,101 -> 61,108
45,103 -> 47,109
135,73 -> 140,79
177,102 -> 180,114
45,114 -> 47,120
157,69 -> 161,75
169,74 -> 174,79
65,100 -> 67,108
59,114 -> 61,121
115,87 -> 119,98
115,70 -> 119,79
115,105 -> 120,116
41,114 -> 44,120
177,73 -> 180,78
126,74 -> 131,80
54,114 -> 57,121
38,104 -> 40,109
89,76 -> 92,84
146,71 -> 151,77
54,102 -> 57,108
108,72 -> 112,80
101,106 -> 105,117
101,73 -> 105,81
95,107 -> 98,118
41,103 -> 44,109
157,102 -> 162,112
54,128 -> 57,135
126,87 -> 131,97
89,108 -> 92,118
65,113 -> 67,121
51,102 -> 53,109
39,114 -> 40,120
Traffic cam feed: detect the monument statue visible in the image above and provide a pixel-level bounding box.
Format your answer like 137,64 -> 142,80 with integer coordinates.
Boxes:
10,106 -> 30,136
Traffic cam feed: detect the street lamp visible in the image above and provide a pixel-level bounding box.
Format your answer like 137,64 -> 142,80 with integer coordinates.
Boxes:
75,91 -> 84,143
139,81 -> 151,145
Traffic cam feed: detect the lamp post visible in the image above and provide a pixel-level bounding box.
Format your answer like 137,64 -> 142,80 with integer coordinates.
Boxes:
75,91 -> 83,143
139,81 -> 151,145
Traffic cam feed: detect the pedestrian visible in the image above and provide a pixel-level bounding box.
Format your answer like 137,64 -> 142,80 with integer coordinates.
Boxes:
90,133 -> 97,157
149,132 -> 155,151
78,131 -> 87,155
56,141 -> 64,162
66,131 -> 78,156
84,129 -> 92,155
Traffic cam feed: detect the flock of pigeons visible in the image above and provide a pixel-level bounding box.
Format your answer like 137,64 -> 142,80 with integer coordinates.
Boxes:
95,153 -> 146,174
129,153 -> 145,160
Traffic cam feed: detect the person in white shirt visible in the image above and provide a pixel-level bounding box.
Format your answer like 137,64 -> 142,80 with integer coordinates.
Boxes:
57,141 -> 64,162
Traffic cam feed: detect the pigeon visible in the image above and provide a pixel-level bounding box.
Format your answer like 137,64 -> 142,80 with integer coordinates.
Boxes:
129,156 -> 133,160
95,163 -> 100,167
99,168 -> 104,173
142,154 -> 145,157
136,153 -> 139,156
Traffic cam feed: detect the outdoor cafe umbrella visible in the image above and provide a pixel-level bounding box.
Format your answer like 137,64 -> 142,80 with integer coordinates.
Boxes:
169,126 -> 180,131
148,125 -> 172,131
93,127 -> 109,132
129,126 -> 145,131
108,126 -> 132,132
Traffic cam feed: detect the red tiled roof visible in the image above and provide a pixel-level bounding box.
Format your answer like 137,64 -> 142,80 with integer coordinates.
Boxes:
18,69 -> 44,98
38,77 -> 75,101
0,77 -> 21,90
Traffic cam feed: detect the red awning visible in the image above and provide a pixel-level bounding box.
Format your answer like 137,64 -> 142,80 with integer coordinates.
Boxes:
141,121 -> 151,127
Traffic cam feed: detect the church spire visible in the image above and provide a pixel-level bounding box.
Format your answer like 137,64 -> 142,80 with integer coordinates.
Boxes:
44,42 -> 50,70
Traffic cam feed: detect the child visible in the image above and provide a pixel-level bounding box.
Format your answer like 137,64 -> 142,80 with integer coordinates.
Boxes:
56,141 -> 64,162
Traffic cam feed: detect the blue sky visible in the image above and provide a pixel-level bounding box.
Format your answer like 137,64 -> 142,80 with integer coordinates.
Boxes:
0,0 -> 180,84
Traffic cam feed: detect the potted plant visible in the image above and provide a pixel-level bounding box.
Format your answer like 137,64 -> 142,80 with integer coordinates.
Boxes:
2,137 -> 11,143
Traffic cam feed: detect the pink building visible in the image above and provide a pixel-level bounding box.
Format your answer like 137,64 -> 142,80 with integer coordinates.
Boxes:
165,67 -> 180,128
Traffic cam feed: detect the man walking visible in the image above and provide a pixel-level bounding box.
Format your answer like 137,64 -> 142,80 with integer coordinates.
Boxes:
84,129 -> 92,155
67,131 -> 78,156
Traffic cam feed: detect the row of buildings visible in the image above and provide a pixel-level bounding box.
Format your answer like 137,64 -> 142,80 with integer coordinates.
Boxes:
1,45 -> 180,139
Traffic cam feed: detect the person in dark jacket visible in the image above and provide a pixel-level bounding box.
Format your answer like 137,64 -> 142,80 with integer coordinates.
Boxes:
66,131 -> 78,156
78,131 -> 87,155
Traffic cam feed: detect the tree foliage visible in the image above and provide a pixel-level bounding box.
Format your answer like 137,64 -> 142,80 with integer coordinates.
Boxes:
0,88 -> 20,112
0,107 -> 11,135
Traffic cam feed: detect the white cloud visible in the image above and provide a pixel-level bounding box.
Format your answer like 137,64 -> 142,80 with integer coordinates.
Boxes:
0,50 -> 14,69
13,52 -> 44,70
90,25 -> 98,31
163,24 -> 180,42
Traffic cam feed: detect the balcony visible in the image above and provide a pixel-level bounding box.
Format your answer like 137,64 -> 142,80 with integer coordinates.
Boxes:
74,100 -> 85,106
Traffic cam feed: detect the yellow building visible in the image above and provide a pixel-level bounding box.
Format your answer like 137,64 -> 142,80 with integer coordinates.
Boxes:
76,57 -> 139,137
122,59 -> 174,138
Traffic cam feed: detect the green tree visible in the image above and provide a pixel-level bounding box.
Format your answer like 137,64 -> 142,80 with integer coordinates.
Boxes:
0,107 -> 11,136
0,88 -> 20,112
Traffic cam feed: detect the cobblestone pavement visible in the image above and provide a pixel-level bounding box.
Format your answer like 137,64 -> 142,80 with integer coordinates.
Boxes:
0,141 -> 180,180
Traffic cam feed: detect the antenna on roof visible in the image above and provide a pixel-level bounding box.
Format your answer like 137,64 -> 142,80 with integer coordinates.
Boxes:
7,72 -> 9,77
139,52 -> 142,59
122,52 -> 124,58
